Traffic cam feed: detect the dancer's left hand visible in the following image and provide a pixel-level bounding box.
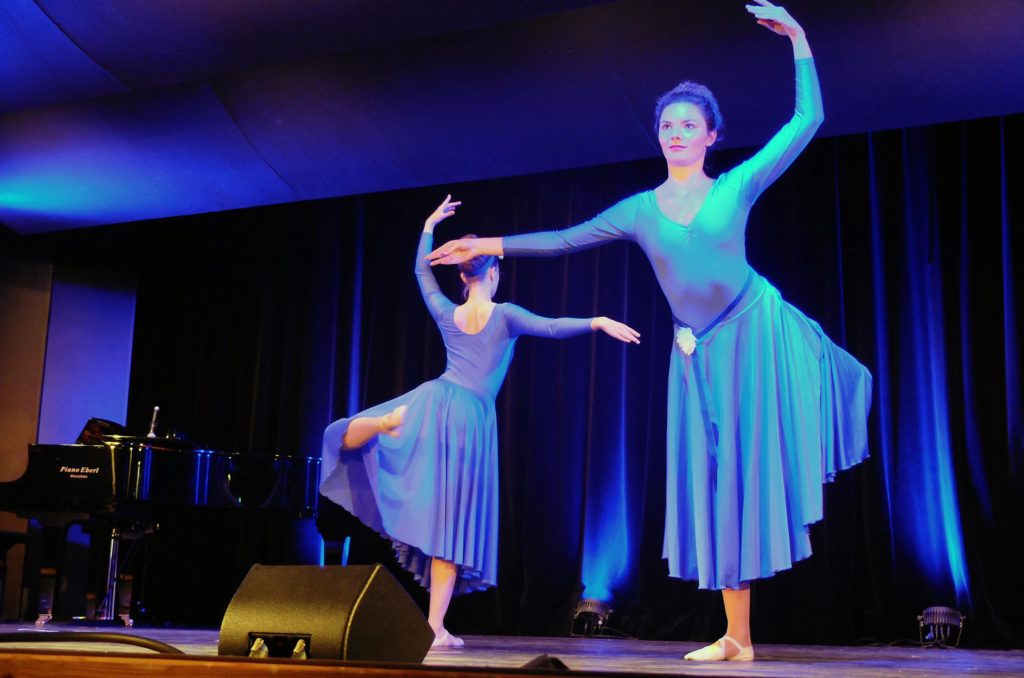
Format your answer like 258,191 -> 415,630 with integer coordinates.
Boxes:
745,1 -> 804,39
592,317 -> 641,344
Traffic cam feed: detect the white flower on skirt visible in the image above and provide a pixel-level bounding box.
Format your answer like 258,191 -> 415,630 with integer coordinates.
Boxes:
675,326 -> 697,356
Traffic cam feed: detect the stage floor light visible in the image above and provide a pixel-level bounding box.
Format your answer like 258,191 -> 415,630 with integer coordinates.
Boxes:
571,598 -> 612,637
918,606 -> 965,648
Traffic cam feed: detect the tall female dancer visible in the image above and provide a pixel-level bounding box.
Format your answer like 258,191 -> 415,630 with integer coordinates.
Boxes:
426,2 -> 871,661
321,195 -> 640,648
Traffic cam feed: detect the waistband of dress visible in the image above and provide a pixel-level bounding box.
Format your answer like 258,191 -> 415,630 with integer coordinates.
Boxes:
437,374 -> 495,401
672,269 -> 768,338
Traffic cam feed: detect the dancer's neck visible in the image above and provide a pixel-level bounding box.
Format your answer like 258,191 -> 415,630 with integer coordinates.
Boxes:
463,286 -> 494,306
664,162 -> 708,185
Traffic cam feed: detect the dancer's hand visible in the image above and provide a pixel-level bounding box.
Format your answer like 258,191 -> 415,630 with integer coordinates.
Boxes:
424,194 -> 462,233
745,1 -> 802,38
745,1 -> 811,59
426,237 -> 499,265
592,317 -> 641,344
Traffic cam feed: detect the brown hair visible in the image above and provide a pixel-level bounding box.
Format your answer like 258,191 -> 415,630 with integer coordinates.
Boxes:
456,235 -> 499,299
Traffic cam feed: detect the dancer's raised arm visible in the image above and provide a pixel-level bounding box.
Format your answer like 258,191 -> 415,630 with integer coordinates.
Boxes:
727,1 -> 824,201
416,195 -> 462,319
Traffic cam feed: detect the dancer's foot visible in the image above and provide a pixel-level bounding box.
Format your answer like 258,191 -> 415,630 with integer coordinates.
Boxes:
683,635 -> 754,661
379,405 -> 407,437
430,628 -> 464,649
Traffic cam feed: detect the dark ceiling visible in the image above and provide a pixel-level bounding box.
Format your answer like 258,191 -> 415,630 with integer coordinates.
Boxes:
1,0 -> 1022,235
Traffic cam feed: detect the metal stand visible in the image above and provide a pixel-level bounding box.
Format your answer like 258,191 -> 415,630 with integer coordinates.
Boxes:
97,526 -> 121,623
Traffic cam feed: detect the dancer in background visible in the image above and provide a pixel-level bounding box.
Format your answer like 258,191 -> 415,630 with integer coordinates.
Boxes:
321,195 -> 640,648
426,1 -> 871,661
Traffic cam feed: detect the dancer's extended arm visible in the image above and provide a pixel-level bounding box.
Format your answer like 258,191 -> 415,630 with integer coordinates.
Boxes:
425,196 -> 638,265
504,304 -> 640,344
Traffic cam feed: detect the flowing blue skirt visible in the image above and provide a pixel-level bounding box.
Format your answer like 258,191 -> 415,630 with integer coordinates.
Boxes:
320,378 -> 499,595
663,275 -> 872,590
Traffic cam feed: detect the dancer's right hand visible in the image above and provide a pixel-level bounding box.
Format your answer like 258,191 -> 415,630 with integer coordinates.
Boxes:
424,194 -> 462,232
592,317 -> 641,344
746,1 -> 803,40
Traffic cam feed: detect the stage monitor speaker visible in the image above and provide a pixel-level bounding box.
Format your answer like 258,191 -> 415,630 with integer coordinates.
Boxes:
218,563 -> 434,662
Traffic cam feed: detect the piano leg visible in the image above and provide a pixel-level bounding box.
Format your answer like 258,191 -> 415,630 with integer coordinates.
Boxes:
94,525 -> 141,627
98,526 -> 119,623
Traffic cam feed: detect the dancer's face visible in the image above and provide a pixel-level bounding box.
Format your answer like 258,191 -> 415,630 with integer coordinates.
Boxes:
658,102 -> 717,167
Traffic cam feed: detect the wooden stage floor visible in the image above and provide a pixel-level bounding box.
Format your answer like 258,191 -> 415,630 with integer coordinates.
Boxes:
1,623 -> 1022,677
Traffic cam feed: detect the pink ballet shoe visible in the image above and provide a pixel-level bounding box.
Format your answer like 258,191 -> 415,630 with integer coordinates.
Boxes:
430,628 -> 465,649
683,634 -> 754,661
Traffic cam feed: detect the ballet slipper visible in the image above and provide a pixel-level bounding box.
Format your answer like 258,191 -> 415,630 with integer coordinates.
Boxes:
379,405 -> 407,437
683,634 -> 754,661
430,628 -> 465,649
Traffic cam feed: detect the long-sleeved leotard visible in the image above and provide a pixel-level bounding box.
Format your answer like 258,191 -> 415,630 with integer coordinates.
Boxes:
320,231 -> 598,595
503,58 -> 823,331
495,58 -> 870,590
415,231 -> 593,399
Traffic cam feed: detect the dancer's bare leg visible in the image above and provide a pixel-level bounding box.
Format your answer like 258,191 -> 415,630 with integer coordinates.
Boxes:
683,587 -> 754,661
340,405 -> 406,449
428,557 -> 463,648
722,587 -> 752,649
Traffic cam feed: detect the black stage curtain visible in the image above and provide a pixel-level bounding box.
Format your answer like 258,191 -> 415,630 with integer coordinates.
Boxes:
38,113 -> 1022,647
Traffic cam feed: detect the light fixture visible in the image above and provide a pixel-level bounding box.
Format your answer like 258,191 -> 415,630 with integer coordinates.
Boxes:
571,598 -> 611,637
918,606 -> 965,648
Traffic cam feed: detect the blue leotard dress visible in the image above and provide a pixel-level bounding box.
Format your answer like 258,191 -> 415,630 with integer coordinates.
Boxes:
502,58 -> 872,590
320,232 -> 594,595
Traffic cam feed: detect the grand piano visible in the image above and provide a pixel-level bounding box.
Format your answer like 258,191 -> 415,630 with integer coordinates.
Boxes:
0,436 -> 320,625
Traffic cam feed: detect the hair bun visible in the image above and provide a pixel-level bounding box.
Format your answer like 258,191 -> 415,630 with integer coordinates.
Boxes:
455,234 -> 498,278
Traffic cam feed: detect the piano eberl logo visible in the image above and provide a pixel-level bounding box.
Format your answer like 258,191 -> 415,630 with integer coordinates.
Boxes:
59,465 -> 102,479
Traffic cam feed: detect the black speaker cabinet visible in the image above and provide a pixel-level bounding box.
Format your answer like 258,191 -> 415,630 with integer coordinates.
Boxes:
218,563 -> 434,662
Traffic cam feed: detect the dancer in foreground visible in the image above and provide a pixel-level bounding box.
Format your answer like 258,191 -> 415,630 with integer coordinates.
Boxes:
426,2 -> 871,661
320,195 -> 640,648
